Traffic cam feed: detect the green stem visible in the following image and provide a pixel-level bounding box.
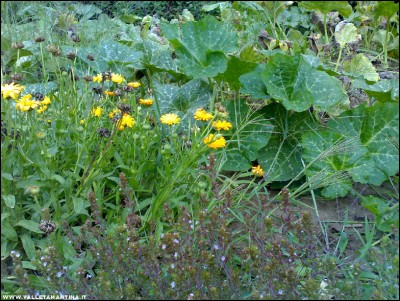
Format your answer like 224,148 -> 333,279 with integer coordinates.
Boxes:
323,14 -> 329,44
383,25 -> 390,67
334,46 -> 343,72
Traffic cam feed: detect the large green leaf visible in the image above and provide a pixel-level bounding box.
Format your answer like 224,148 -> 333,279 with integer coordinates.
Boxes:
343,54 -> 379,82
258,104 -> 318,181
298,1 -> 353,18
301,102 -> 399,198
334,22 -> 361,49
215,56 -> 258,91
133,39 -> 180,74
262,53 -> 349,114
374,1 -> 399,19
221,99 -> 274,171
77,41 -> 143,73
154,79 -> 212,115
161,15 -> 239,79
352,79 -> 398,102
239,64 -> 269,99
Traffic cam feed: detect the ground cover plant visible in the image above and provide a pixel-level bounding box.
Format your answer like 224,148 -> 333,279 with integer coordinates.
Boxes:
1,1 -> 399,299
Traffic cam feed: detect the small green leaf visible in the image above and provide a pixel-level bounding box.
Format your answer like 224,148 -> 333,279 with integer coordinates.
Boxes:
1,173 -> 13,180
14,220 -> 43,234
343,54 -> 379,82
2,194 -> 15,208
299,1 -> 353,17
20,234 -> 36,261
334,21 -> 361,48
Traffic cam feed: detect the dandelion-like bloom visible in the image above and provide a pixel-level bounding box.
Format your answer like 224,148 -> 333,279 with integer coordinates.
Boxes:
36,105 -> 48,114
80,119 -> 85,125
139,98 -> 154,107
108,108 -> 121,119
1,82 -> 25,99
121,114 -> 135,128
92,73 -> 103,83
212,120 -> 233,131
194,108 -> 214,122
127,82 -> 141,88
160,113 -> 180,126
104,90 -> 115,97
15,94 -> 39,112
203,134 -> 226,149
111,73 -> 125,84
91,106 -> 103,117
252,165 -> 263,177
40,96 -> 51,105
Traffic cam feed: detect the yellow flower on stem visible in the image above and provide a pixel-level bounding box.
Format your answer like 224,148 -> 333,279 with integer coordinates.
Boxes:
212,120 -> 233,131
139,98 -> 154,107
80,119 -> 85,125
111,73 -> 125,84
127,82 -> 141,88
91,106 -> 103,117
1,82 -> 25,99
121,113 -> 135,128
108,108 -> 121,119
252,165 -> 263,177
194,108 -> 214,122
36,105 -> 48,114
40,96 -> 51,105
92,73 -> 103,83
203,134 -> 226,149
15,94 -> 40,112
160,113 -> 180,126
104,90 -> 115,97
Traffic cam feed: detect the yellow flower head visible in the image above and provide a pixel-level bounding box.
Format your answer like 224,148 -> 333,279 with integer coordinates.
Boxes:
121,113 -> 135,128
1,82 -> 25,99
111,73 -> 125,84
40,96 -> 51,105
203,134 -> 226,149
91,106 -> 103,117
104,90 -> 115,97
15,94 -> 39,112
108,108 -> 121,119
127,82 -> 141,88
92,73 -> 103,83
80,119 -> 85,125
139,98 -> 154,107
36,105 -> 48,114
194,108 -> 214,122
160,113 -> 180,126
212,120 -> 233,131
252,165 -> 263,177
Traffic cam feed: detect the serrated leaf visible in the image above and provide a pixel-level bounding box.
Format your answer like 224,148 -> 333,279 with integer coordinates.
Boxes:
343,54 -> 379,82
299,1 -> 353,18
239,64 -> 269,99
258,104 -> 318,181
14,220 -> 43,234
2,195 -> 15,208
262,53 -> 349,114
20,234 -> 36,261
334,21 -> 361,48
161,15 -> 239,79
352,79 -> 396,102
301,102 -> 399,198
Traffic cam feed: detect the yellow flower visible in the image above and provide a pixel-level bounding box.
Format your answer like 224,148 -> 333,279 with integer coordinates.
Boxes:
160,113 -> 180,126
212,120 -> 233,131
108,108 -> 121,119
121,114 -> 135,128
80,119 -> 85,125
91,106 -> 103,117
252,165 -> 263,177
127,82 -> 141,88
15,94 -> 40,112
111,73 -> 125,84
203,134 -> 226,149
1,82 -> 25,99
194,108 -> 214,122
40,96 -> 51,105
139,98 -> 154,107
119,125 -> 125,131
36,105 -> 48,114
104,90 -> 115,97
92,73 -> 103,83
